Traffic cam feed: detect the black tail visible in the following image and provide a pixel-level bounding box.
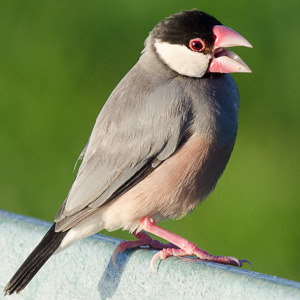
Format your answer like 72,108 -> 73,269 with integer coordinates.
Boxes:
4,223 -> 68,295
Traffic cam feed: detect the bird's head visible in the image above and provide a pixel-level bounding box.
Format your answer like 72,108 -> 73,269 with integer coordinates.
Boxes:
151,9 -> 252,78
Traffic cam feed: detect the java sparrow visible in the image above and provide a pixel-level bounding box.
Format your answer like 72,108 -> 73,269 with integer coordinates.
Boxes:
4,9 -> 252,295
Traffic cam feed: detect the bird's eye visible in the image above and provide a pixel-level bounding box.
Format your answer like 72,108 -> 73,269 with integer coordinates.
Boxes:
189,38 -> 205,52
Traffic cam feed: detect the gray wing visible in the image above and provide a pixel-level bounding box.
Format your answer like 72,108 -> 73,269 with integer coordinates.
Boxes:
54,63 -> 193,231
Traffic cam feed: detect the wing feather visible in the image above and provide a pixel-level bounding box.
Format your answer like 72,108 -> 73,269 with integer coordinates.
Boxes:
55,63 -> 193,230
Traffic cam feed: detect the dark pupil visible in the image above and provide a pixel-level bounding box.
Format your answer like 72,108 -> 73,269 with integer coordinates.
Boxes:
193,41 -> 202,49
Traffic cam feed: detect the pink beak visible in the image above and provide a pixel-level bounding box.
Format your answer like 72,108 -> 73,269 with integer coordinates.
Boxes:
208,25 -> 253,74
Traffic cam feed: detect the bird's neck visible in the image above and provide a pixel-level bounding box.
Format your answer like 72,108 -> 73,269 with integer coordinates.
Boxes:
138,36 -> 178,79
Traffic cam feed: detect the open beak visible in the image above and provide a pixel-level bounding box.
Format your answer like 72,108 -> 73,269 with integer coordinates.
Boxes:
208,25 -> 253,73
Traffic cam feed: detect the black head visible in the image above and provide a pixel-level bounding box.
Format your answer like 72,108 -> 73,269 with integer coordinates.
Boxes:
152,9 -> 222,51
148,9 -> 252,78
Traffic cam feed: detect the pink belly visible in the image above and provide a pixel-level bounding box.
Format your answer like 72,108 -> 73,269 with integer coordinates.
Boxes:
100,133 -> 234,232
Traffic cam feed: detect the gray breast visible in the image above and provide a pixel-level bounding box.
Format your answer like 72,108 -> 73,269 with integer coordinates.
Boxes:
177,74 -> 240,144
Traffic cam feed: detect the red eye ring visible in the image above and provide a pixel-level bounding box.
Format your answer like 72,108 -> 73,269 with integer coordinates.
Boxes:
189,38 -> 206,52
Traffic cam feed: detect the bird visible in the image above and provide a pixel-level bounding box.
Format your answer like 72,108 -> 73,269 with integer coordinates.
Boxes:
4,9 -> 252,295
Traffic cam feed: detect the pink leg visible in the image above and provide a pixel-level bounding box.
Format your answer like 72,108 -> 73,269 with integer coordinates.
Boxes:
140,217 -> 252,272
112,230 -> 178,269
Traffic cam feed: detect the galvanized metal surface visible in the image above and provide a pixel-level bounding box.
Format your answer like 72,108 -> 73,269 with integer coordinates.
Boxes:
1,210 -> 299,300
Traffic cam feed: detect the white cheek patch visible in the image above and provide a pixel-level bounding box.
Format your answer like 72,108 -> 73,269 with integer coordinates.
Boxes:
154,40 -> 211,78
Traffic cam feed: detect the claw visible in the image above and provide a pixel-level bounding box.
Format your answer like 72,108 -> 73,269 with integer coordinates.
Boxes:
112,245 -> 123,270
150,248 -> 175,274
151,252 -> 161,274
227,256 -> 253,269
239,259 -> 253,270
228,256 -> 242,267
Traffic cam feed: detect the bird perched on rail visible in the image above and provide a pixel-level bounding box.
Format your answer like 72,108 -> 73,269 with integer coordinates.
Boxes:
4,9 -> 252,295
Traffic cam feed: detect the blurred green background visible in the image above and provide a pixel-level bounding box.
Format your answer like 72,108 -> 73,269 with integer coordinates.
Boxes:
1,0 -> 299,283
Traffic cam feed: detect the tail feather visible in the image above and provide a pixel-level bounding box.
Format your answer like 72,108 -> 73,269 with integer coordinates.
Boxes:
4,223 -> 68,295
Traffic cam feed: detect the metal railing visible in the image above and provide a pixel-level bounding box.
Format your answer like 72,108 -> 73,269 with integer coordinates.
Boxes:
1,210 -> 299,300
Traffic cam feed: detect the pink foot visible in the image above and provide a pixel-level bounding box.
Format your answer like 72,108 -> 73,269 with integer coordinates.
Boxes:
139,217 -> 252,272
112,230 -> 178,269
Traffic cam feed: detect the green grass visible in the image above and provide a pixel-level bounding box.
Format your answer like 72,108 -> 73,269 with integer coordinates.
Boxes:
0,1 -> 299,282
